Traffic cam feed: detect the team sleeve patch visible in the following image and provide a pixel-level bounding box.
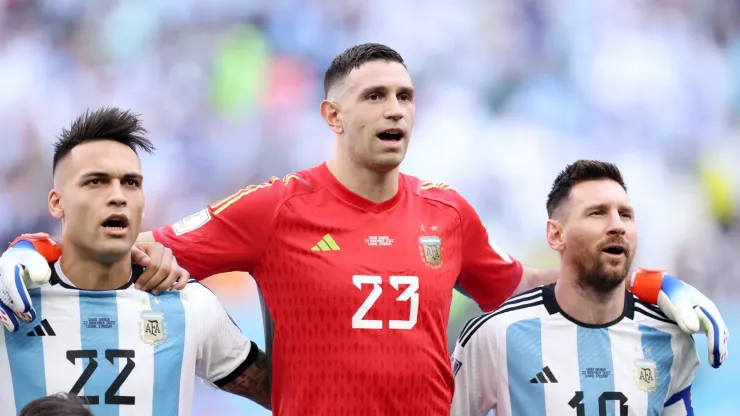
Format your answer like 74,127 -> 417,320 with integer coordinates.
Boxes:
452,357 -> 463,376
172,209 -> 211,235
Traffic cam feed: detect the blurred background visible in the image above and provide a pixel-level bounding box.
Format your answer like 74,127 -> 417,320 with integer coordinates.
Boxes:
1,0 -> 738,414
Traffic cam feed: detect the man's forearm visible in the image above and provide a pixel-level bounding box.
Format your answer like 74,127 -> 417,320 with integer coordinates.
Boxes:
513,267 -> 559,296
220,348 -> 272,410
137,231 -> 156,243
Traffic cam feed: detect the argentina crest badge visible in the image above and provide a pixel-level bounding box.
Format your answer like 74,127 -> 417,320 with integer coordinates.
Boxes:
139,310 -> 167,346
633,358 -> 658,392
419,235 -> 443,269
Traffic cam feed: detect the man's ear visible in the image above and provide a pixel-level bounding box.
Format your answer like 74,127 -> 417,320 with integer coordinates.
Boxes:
320,100 -> 343,134
546,218 -> 565,252
49,189 -> 64,219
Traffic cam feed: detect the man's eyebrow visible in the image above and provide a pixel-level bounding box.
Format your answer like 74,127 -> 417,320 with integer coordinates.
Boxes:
583,203 -> 634,214
357,85 -> 415,97
79,171 -> 143,180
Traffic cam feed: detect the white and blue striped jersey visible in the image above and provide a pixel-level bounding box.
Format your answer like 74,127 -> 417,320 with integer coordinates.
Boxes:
451,284 -> 699,416
0,261 -> 255,416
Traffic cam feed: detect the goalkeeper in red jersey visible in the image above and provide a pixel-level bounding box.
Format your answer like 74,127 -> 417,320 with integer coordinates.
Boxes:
1,44 -> 728,415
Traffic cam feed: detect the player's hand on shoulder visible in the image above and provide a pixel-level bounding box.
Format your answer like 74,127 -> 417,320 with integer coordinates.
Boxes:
132,242 -> 190,295
631,267 -> 729,368
0,236 -> 56,332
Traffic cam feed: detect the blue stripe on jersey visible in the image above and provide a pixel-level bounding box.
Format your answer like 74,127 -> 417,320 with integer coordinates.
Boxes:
638,325 -> 673,413
506,318 -> 546,414
148,292 -> 186,416
79,291 -> 120,416
6,288 -> 46,410
576,327 -> 615,416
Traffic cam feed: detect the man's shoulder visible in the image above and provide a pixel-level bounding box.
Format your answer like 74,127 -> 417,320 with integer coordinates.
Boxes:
402,173 -> 468,213
457,286 -> 549,348
262,170 -> 316,199
180,278 -> 217,300
630,293 -> 686,335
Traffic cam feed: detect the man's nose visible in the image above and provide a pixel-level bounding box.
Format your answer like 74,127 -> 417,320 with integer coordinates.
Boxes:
384,98 -> 403,120
107,183 -> 127,207
606,211 -> 625,235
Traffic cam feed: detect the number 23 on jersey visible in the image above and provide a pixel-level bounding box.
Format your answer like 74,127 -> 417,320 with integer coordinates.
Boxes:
351,275 -> 419,330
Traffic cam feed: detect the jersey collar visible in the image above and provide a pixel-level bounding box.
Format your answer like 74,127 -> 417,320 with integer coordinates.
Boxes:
317,162 -> 405,214
50,259 -> 143,291
541,283 -> 635,328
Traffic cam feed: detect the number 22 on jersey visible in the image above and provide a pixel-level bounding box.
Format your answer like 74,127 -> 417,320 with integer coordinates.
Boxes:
351,275 -> 419,330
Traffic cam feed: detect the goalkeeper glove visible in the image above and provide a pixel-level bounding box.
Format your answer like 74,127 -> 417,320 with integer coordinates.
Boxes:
631,267 -> 729,368
0,233 -> 59,332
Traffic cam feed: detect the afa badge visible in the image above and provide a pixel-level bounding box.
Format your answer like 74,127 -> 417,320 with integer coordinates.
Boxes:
633,358 -> 658,392
139,310 -> 167,346
419,236 -> 443,269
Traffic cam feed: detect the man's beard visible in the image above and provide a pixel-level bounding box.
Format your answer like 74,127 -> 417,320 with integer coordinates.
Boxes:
573,243 -> 634,295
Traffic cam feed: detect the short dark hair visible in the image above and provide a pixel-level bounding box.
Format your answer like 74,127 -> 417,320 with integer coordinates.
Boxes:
20,393 -> 93,416
323,43 -> 406,98
546,160 -> 627,217
53,107 -> 154,173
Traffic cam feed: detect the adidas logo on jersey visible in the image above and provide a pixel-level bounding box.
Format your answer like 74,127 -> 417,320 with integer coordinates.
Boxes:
311,234 -> 340,252
530,366 -> 558,384
26,319 -> 56,337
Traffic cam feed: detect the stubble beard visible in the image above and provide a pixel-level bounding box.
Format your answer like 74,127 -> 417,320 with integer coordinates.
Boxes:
574,246 -> 634,296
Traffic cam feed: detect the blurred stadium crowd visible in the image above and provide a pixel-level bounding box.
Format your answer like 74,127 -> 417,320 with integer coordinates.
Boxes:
0,0 -> 738,414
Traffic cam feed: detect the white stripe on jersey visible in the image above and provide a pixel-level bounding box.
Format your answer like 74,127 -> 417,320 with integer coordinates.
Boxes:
542,314 -> 579,414
178,295 -> 198,416
39,284 -> 82,399
0,326 -> 14,413
608,320 -> 648,413
117,289 -> 154,416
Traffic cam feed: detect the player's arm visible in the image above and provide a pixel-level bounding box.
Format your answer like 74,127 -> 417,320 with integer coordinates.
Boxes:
216,348 -> 271,408
450,317 -> 497,416
151,176 -> 294,280
661,333 -> 700,416
137,231 -> 156,243
455,195 -> 524,312
517,267 -> 559,295
190,281 -> 272,409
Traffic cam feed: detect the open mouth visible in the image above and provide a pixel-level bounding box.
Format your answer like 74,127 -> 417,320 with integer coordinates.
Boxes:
377,128 -> 405,142
602,245 -> 626,256
102,214 -> 129,230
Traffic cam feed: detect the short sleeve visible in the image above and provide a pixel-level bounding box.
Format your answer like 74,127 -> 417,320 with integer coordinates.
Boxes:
153,177 -> 288,279
450,316 -> 498,416
455,195 -> 523,312
185,282 -> 255,386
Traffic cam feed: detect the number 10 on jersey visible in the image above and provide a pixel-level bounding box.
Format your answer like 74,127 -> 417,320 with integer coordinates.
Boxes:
352,275 -> 419,330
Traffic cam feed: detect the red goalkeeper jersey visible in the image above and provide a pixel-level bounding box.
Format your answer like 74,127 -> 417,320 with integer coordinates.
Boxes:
153,163 -> 522,415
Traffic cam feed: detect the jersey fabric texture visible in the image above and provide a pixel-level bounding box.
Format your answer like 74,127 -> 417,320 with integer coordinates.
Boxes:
451,284 -> 700,416
0,261 -> 255,416
154,162 -> 523,415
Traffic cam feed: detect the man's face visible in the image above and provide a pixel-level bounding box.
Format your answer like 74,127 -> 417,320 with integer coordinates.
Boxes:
51,140 -> 144,263
333,60 -> 415,172
559,179 -> 637,293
